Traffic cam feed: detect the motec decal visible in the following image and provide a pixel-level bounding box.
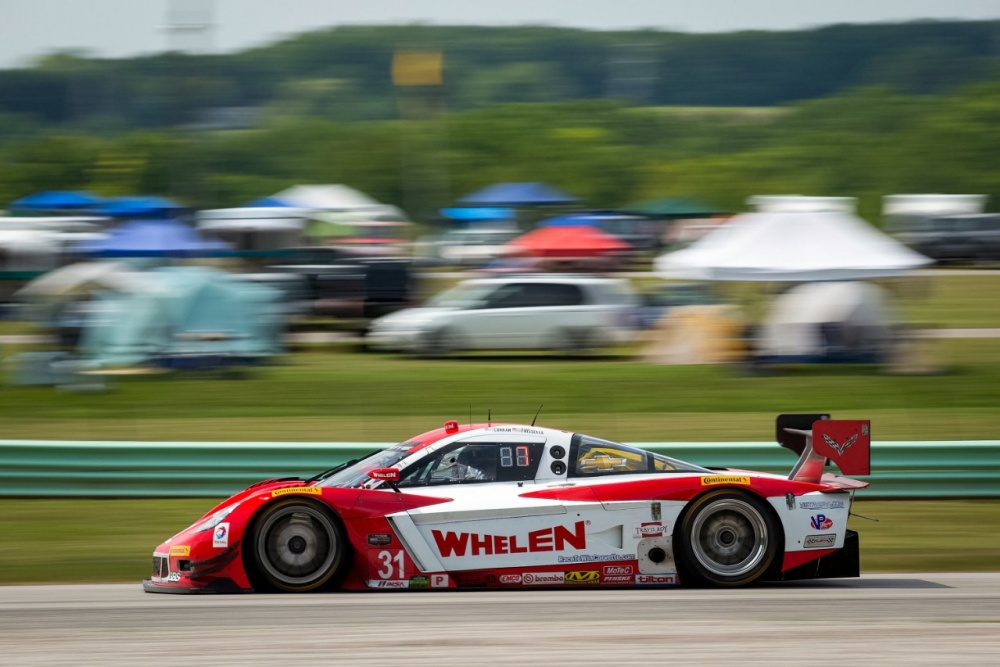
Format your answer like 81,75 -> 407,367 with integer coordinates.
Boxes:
432,521 -> 586,558
271,486 -> 322,497
700,475 -> 751,486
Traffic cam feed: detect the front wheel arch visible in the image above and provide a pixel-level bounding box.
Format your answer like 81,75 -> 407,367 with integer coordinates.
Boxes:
243,498 -> 351,593
674,489 -> 783,588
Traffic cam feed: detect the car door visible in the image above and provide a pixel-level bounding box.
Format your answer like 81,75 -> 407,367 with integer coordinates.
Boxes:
387,432 -> 584,573
454,282 -> 538,349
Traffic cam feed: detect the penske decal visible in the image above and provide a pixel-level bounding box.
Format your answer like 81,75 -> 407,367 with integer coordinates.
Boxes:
432,521 -> 586,557
700,475 -> 751,486
169,545 -> 190,557
271,486 -> 322,497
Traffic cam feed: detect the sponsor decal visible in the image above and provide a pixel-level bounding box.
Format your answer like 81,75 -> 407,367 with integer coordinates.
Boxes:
565,570 -> 600,585
602,575 -> 633,585
408,576 -> 430,588
522,572 -> 564,585
804,534 -> 837,549
271,486 -> 322,497
367,533 -> 393,547
453,572 -> 488,586
169,545 -> 190,557
700,475 -> 751,486
603,565 -> 635,576
498,574 -> 523,584
636,574 -> 677,585
432,521 -> 586,558
633,522 -> 665,538
367,580 -> 408,589
430,574 -> 450,588
799,500 -> 846,510
558,553 -> 635,564
167,572 -> 181,583
213,522 -> 230,548
810,514 -> 834,530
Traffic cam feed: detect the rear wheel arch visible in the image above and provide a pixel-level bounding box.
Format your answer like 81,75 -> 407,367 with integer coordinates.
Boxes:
673,488 -> 784,588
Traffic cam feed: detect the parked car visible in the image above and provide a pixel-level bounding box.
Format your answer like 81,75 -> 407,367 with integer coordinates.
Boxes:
269,248 -> 415,327
889,213 -> 1000,264
367,275 -> 638,355
143,414 -> 871,594
432,228 -> 522,268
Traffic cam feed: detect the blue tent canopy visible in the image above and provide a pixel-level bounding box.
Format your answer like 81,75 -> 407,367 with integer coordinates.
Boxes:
440,207 -> 514,222
75,219 -> 230,258
243,197 -> 292,208
540,212 -> 630,227
91,196 -> 185,219
458,182 -> 578,206
10,191 -> 104,211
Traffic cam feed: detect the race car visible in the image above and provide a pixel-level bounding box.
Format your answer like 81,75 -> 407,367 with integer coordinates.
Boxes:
144,413 -> 870,593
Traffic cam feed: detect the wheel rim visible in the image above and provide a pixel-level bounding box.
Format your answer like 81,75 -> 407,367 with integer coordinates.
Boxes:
256,505 -> 338,587
689,498 -> 769,579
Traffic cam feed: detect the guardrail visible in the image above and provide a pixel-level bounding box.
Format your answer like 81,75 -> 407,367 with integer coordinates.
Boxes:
1,440 -> 998,498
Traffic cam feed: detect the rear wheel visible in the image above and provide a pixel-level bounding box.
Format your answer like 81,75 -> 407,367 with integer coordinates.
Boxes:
247,499 -> 347,593
678,490 -> 780,587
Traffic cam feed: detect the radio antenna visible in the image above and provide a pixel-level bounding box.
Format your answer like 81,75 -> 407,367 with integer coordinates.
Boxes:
531,404 -> 544,427
488,409 -> 491,426
469,405 -> 472,426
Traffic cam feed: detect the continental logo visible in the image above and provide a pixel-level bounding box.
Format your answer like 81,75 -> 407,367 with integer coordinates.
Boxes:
169,545 -> 190,557
700,475 -> 751,486
564,570 -> 600,585
271,486 -> 322,497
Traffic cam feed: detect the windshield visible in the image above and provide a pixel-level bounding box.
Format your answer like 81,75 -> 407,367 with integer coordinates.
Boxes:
315,444 -> 413,488
427,282 -> 495,308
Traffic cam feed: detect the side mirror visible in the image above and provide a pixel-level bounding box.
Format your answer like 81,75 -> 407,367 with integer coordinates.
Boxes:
368,468 -> 400,483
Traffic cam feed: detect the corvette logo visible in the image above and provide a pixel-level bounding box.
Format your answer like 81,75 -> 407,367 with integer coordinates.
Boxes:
823,433 -> 858,457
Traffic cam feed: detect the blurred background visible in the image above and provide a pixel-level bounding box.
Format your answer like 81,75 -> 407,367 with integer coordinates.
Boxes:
1,0 -> 999,585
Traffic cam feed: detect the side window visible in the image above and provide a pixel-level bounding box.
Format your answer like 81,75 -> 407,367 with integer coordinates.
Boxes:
484,284 -> 531,309
528,283 -> 584,307
398,442 -> 544,486
569,434 -> 649,477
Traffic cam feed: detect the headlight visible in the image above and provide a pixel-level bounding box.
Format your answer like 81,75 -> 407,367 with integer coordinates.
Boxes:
194,502 -> 241,532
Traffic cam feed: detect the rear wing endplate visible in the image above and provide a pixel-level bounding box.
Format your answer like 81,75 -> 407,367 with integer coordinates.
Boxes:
777,414 -> 871,485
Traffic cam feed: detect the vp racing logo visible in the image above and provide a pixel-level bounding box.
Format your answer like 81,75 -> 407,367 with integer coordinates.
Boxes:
823,432 -> 858,457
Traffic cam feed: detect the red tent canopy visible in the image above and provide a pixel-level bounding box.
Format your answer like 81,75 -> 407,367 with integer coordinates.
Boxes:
508,225 -> 631,258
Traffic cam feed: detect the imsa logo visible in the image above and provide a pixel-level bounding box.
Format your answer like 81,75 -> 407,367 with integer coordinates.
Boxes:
564,570 -> 600,585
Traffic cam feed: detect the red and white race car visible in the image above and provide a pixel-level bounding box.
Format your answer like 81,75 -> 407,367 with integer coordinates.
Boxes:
144,414 -> 870,593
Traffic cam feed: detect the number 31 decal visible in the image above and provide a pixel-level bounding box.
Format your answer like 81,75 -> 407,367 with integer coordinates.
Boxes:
377,550 -> 405,579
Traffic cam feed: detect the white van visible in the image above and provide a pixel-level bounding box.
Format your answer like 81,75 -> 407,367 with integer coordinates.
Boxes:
367,275 -> 638,355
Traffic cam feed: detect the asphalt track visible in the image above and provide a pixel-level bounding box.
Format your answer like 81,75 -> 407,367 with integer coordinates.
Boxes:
1,574 -> 998,666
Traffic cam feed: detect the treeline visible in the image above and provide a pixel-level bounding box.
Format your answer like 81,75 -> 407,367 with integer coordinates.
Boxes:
2,83 -> 999,223
0,21 -> 999,129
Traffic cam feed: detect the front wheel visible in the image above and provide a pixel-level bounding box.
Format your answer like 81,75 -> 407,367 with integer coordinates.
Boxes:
677,490 -> 780,587
247,499 -> 347,593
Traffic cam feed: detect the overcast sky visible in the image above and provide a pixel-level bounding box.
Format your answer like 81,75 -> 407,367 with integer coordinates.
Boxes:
2,0 -> 1000,68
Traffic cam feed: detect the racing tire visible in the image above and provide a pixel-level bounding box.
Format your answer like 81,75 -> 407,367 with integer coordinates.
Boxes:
246,499 -> 348,593
677,490 -> 781,588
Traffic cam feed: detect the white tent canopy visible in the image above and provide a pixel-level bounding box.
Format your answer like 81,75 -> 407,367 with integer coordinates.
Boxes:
271,185 -> 382,211
656,200 -> 933,281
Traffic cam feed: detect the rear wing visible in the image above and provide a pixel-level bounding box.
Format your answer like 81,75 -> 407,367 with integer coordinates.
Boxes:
776,414 -> 871,485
